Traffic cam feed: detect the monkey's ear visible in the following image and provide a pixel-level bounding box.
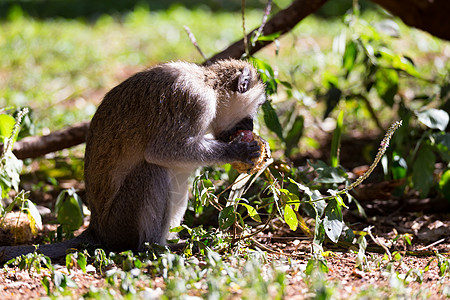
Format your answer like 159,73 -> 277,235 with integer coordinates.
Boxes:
237,67 -> 251,93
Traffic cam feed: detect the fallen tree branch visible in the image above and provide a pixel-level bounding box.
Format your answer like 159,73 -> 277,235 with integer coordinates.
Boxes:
6,122 -> 90,159
5,0 -> 328,159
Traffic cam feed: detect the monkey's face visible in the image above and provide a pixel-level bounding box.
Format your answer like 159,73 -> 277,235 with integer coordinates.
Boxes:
212,60 -> 266,141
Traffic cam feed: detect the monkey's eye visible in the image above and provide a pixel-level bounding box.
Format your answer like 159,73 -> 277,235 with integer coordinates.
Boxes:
237,67 -> 251,93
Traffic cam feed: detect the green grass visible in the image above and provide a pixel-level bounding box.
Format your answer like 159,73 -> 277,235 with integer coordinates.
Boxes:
0,5 -> 267,130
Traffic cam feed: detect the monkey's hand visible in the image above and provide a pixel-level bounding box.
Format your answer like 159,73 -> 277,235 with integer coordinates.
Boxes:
230,131 -> 271,174
227,133 -> 261,165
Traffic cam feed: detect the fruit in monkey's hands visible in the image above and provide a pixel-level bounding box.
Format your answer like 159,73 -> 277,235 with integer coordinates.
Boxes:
230,130 -> 271,174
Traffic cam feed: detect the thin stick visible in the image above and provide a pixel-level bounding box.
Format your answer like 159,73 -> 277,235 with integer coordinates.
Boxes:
183,25 -> 207,60
241,0 -> 249,57
252,0 -> 273,46
367,225 -> 391,260
416,238 -> 446,251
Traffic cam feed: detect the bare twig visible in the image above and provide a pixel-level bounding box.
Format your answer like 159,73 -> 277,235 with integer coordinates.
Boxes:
183,25 -> 207,60
367,225 -> 391,260
251,0 -> 273,47
416,238 -> 446,251
241,0 -> 248,57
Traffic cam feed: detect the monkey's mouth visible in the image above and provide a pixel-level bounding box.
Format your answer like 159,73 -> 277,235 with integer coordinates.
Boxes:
218,117 -> 254,142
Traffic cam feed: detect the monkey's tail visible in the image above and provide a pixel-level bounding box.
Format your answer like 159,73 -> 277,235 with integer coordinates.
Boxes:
0,229 -> 98,264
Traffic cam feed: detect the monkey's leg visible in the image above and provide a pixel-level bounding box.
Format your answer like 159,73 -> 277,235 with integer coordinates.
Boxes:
163,169 -> 193,241
96,162 -> 170,252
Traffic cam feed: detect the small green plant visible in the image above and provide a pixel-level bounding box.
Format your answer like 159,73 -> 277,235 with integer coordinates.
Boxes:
6,250 -> 52,273
54,188 -> 84,238
304,256 -> 334,299
66,250 -> 88,273
0,107 -> 28,198
6,250 -> 79,296
0,107 -> 43,240
93,248 -> 114,275
399,108 -> 450,198
41,269 -> 78,296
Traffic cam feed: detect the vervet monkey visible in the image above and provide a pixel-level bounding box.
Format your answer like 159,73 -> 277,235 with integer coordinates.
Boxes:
0,59 -> 266,262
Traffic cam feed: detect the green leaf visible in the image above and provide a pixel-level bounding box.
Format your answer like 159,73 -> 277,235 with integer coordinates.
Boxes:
240,203 -> 261,222
434,133 -> 450,161
0,114 -> 16,142
279,189 -> 300,209
322,71 -> 339,88
416,109 -> 449,131
77,252 -> 87,273
330,111 -> 344,167
1,152 -> 23,194
262,101 -> 284,141
323,199 -> 343,243
375,19 -> 400,37
285,115 -> 304,157
393,55 -> 420,77
343,40 -> 358,74
25,199 -> 42,236
439,169 -> 450,201
375,68 -> 398,107
377,48 -> 419,77
41,276 -> 51,296
250,57 -> 278,95
412,144 -> 436,197
309,160 -> 347,184
283,204 -> 298,231
356,236 -> 368,270
313,217 -> 325,254
392,153 -> 407,179
323,85 -> 342,119
305,258 -> 329,276
334,193 -> 348,209
218,206 -> 235,230
55,190 -> 84,231
53,270 -> 64,289
253,32 -> 281,42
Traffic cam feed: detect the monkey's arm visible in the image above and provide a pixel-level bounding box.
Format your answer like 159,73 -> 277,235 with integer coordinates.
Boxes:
144,134 -> 260,169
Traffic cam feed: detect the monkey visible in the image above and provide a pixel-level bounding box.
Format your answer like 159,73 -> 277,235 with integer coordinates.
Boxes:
0,59 -> 266,262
